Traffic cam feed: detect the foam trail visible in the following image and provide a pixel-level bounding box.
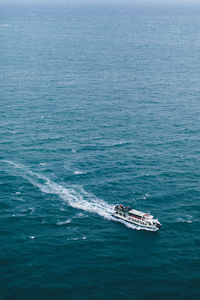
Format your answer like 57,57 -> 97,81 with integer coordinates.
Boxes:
3,160 -> 156,231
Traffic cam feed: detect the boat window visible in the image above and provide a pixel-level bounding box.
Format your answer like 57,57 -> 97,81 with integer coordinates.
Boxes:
123,214 -> 126,217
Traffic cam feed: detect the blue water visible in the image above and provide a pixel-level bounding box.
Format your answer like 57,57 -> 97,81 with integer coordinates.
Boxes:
0,3 -> 200,299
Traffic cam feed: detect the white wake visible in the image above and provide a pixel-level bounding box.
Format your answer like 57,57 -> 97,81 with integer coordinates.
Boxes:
3,160 -> 156,231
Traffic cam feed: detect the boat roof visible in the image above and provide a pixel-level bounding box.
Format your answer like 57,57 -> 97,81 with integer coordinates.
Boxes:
129,209 -> 145,216
129,209 -> 153,218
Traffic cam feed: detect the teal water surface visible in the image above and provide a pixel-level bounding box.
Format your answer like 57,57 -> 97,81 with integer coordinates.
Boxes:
0,3 -> 200,299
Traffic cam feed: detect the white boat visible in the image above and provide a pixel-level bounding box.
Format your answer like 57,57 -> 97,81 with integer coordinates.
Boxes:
113,204 -> 161,230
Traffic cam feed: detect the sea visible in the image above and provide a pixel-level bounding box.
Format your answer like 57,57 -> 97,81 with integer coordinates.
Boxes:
0,2 -> 200,299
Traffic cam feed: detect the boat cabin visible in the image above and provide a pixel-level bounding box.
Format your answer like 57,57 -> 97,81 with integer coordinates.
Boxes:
115,205 -> 153,220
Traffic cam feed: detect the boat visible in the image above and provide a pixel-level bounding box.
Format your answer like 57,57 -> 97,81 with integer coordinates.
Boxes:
113,204 -> 161,230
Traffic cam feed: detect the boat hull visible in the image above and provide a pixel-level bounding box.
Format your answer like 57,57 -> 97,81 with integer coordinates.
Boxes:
113,212 -> 159,230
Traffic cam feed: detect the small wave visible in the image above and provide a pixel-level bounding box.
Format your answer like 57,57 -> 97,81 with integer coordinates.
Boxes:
28,207 -> 35,215
17,198 -> 25,202
103,141 -> 132,148
177,216 -> 193,223
8,130 -> 18,134
59,207 -> 66,212
67,236 -> 87,241
76,212 -> 87,218
143,192 -> 150,200
12,214 -> 26,217
3,160 -> 155,232
1,24 -> 10,27
56,219 -> 71,225
12,207 -> 35,217
74,170 -> 87,175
